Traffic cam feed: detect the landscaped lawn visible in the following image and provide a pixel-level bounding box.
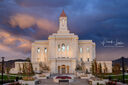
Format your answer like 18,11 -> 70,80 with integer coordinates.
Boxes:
0,74 -> 34,80
97,74 -> 128,84
108,75 -> 128,80
0,75 -> 17,80
98,74 -> 128,80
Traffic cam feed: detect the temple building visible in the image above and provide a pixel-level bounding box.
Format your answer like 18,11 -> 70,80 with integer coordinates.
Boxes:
9,10 -> 112,74
31,10 -> 96,74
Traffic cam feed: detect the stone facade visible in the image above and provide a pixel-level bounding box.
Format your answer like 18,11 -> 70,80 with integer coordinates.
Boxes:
31,10 -> 96,74
10,62 -> 30,74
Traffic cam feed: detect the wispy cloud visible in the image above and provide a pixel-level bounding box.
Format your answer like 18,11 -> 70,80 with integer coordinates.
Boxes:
0,30 -> 31,54
9,14 -> 56,31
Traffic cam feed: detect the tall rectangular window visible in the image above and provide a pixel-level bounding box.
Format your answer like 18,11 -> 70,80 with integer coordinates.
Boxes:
67,45 -> 69,51
87,48 -> 90,52
44,48 -> 47,53
58,45 -> 61,51
80,48 -> 83,53
62,43 -> 65,51
37,48 -> 40,53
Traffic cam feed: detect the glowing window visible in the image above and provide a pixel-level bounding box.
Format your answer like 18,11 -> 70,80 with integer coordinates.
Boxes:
67,45 -> 69,51
62,43 -> 65,51
37,48 -> 40,53
44,48 -> 47,53
87,48 -> 89,52
58,44 -> 61,51
80,48 -> 83,53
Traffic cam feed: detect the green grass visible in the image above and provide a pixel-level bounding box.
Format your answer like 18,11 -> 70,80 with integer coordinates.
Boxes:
98,74 -> 128,80
97,74 -> 128,84
10,73 -> 34,77
110,75 -> 128,80
0,74 -> 34,80
0,75 -> 17,80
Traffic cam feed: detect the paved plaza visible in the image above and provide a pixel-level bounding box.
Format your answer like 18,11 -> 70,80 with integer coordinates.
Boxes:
38,78 -> 89,85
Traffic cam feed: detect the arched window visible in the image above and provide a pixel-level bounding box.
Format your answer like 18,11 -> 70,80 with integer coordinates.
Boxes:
67,45 -> 69,51
37,48 -> 40,53
58,44 -> 61,51
62,43 -> 65,51
44,48 -> 47,53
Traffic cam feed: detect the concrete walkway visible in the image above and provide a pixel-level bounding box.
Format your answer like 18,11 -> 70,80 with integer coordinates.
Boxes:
39,78 -> 89,85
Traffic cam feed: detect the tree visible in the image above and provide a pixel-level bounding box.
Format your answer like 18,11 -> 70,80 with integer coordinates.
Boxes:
113,63 -> 121,74
26,58 -> 30,62
28,62 -> 34,75
91,59 -> 98,75
18,63 -> 22,74
104,63 -> 108,73
98,63 -> 102,74
91,61 -> 94,74
94,59 -> 98,75
6,67 -> 11,74
75,64 -> 82,71
22,63 -> 26,74
39,62 -> 50,73
0,64 -> 2,73
81,59 -> 86,73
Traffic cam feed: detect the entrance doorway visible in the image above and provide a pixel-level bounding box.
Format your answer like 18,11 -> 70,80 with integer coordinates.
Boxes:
58,65 -> 70,74
61,65 -> 66,74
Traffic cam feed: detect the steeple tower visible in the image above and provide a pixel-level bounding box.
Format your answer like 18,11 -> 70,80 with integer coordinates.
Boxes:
57,10 -> 69,33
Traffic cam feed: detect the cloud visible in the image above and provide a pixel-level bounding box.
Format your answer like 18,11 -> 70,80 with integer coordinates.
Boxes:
9,14 -> 57,31
36,19 -> 56,30
10,14 -> 35,29
0,30 -> 31,54
15,0 -> 73,7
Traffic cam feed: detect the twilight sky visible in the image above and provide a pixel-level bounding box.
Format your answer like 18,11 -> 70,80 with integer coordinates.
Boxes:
0,0 -> 128,61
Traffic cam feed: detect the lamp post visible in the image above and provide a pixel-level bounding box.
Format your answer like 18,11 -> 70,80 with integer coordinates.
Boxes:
121,57 -> 125,83
1,57 -> 5,85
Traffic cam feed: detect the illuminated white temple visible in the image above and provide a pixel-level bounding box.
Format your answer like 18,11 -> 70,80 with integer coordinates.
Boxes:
31,10 -> 96,74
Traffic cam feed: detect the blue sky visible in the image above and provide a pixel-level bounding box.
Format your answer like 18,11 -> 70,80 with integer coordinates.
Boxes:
0,0 -> 128,60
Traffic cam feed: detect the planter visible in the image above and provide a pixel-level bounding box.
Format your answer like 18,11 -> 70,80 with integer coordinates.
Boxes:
53,78 -> 74,83
38,77 -> 47,79
19,80 -> 35,85
53,76 -> 74,83
91,80 -> 105,85
81,77 -> 89,79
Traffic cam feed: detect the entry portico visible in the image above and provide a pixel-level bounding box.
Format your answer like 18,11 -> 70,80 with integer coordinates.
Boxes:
50,57 -> 76,74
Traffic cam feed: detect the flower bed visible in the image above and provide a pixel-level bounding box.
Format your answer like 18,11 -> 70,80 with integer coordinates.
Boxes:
56,76 -> 71,79
22,76 -> 35,81
53,75 -> 73,83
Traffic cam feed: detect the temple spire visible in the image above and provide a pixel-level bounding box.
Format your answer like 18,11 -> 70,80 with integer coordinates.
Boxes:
60,10 -> 67,17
